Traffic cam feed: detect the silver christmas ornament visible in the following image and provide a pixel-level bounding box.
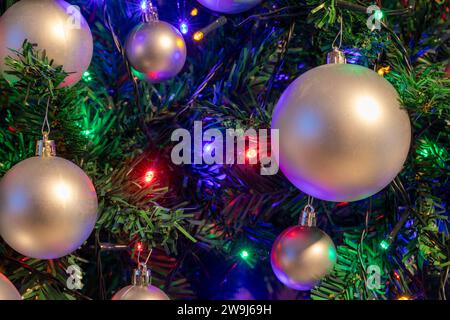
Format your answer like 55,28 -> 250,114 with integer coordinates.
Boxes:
197,0 -> 261,14
125,20 -> 186,83
0,0 -> 93,86
0,133 -> 98,259
0,273 -> 21,300
112,264 -> 170,300
271,205 -> 337,291
271,49 -> 411,202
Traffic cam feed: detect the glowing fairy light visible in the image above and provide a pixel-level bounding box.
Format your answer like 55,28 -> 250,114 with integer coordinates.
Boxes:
144,170 -> 155,183
190,8 -> 198,16
180,22 -> 189,35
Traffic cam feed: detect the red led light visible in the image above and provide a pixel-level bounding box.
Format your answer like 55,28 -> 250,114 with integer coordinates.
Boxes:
136,242 -> 143,252
246,149 -> 257,160
144,170 -> 155,183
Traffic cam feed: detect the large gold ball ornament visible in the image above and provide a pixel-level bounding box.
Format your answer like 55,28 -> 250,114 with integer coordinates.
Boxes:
0,156 -> 98,259
271,63 -> 411,202
125,21 -> 187,83
271,226 -> 337,291
112,284 -> 170,300
0,273 -> 21,300
197,0 -> 261,14
0,0 -> 93,86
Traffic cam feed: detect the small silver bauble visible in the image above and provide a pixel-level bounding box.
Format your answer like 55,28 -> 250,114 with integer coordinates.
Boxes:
197,0 -> 261,14
0,273 -> 22,300
0,0 -> 93,86
125,20 -> 186,83
0,134 -> 98,259
271,49 -> 411,202
271,206 -> 337,290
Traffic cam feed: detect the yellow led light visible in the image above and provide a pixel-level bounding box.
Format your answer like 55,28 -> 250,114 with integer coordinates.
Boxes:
377,66 -> 391,76
193,31 -> 204,41
190,8 -> 198,16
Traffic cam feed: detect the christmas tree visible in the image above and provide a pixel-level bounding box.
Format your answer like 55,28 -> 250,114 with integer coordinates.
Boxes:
0,0 -> 448,301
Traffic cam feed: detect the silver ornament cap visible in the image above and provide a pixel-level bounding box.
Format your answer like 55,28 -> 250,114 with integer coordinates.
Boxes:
327,47 -> 347,64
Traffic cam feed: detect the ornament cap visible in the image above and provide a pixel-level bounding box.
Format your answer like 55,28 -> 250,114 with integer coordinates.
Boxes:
142,0 -> 159,22
132,263 -> 151,286
36,132 -> 56,157
299,204 -> 316,227
327,47 -> 347,64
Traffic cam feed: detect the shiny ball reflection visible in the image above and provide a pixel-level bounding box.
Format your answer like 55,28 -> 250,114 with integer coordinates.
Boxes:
271,226 -> 337,291
271,63 -> 412,202
0,156 -> 98,259
125,21 -> 186,83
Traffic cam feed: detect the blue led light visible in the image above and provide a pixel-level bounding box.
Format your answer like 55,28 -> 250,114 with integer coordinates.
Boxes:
180,22 -> 189,35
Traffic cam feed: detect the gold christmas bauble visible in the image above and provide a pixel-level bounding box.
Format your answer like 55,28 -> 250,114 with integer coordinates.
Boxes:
0,273 -> 21,300
0,156 -> 98,259
271,63 -> 411,202
112,285 -> 170,300
0,0 -> 93,86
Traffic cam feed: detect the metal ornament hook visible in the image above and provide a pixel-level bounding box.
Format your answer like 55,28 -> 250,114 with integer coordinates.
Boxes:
299,204 -> 317,227
133,247 -> 153,286
132,263 -> 152,286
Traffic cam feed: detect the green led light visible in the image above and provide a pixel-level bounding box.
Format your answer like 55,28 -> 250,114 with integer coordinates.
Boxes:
240,250 -> 249,260
82,71 -> 92,82
380,240 -> 390,250
82,129 -> 92,136
374,10 -> 384,20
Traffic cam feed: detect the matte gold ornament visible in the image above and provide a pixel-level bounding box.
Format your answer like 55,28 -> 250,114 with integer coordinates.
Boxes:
271,49 -> 411,202
112,264 -> 170,300
0,273 -> 21,300
125,20 -> 187,83
271,205 -> 337,291
197,0 -> 261,14
0,0 -> 93,86
0,133 -> 98,259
